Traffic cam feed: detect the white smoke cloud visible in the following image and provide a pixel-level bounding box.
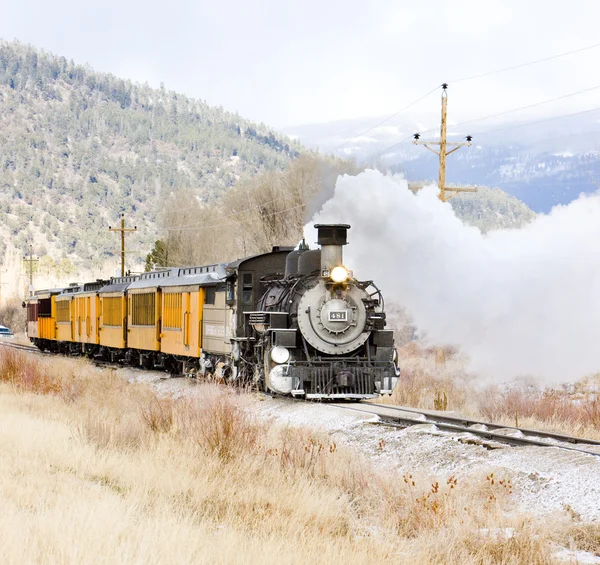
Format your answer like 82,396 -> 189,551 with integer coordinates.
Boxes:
305,169 -> 600,384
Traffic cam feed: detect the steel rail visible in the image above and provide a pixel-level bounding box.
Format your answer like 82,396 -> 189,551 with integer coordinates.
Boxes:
365,402 -> 600,446
0,341 -> 41,353
330,403 -> 600,458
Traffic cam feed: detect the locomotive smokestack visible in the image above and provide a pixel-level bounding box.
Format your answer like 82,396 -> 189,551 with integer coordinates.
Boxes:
314,224 -> 350,271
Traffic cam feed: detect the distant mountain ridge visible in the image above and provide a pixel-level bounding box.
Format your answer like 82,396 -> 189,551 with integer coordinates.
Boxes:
0,40 -> 300,273
287,113 -> 600,213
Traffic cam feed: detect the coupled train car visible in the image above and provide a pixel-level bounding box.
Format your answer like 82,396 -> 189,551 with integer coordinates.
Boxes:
24,224 -> 399,400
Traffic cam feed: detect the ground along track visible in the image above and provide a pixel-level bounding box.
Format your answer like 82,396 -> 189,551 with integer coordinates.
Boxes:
5,340 -> 600,457
0,340 -> 173,378
330,402 -> 600,459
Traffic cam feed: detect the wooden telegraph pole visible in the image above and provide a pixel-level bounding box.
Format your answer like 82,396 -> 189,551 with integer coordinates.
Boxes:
413,84 -> 477,201
23,244 -> 39,297
414,84 -> 478,368
109,214 -> 137,276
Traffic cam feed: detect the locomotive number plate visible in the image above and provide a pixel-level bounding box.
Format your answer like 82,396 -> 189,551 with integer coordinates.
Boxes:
328,310 -> 348,322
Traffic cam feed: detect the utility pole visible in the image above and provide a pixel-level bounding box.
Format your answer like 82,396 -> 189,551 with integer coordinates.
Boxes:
413,84 -> 477,201
23,245 -> 39,297
109,214 -> 137,276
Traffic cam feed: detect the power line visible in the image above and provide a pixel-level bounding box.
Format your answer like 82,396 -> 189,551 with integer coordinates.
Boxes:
451,41 -> 600,83
450,84 -> 600,130
473,105 -> 600,137
367,96 -> 600,164
333,42 -> 600,152
362,133 -> 415,163
332,86 -> 440,151
492,178 -> 598,188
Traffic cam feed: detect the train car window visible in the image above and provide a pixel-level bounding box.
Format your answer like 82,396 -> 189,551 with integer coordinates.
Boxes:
27,303 -> 38,322
164,293 -> 182,329
56,301 -> 70,323
38,298 -> 51,318
102,297 -> 123,326
204,287 -> 216,305
242,273 -> 253,304
131,293 -> 156,325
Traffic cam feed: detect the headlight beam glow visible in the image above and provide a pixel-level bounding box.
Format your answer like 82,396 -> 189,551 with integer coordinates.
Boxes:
330,266 -> 349,283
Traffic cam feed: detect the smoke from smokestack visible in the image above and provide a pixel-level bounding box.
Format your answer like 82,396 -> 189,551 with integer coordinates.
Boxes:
304,169 -> 600,385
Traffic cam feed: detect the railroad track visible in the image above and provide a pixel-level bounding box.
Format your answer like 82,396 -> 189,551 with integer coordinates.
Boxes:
0,340 -> 44,353
331,402 -> 600,458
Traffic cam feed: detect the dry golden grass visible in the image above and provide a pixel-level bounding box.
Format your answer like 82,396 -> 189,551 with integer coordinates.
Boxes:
0,348 -> 589,564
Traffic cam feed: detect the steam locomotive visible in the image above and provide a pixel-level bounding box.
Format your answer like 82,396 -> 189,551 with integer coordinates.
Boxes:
24,223 -> 399,400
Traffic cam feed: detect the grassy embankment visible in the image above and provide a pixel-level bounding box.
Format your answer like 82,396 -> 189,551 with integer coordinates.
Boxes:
0,348 -> 596,564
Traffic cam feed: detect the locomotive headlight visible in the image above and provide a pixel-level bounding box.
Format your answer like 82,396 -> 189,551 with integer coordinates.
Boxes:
270,346 -> 290,364
330,266 -> 349,283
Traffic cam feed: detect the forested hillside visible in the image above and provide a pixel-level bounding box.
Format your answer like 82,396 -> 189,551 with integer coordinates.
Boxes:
0,40 -> 300,274
450,186 -> 536,232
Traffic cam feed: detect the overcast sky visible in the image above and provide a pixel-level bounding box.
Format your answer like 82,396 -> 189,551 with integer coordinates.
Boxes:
2,0 -> 600,129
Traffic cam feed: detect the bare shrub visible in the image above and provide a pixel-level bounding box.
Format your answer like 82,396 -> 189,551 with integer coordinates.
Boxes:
0,348 -> 61,394
154,154 -> 364,268
0,297 -> 26,333
477,386 -> 600,431
139,396 -> 176,433
176,388 -> 262,460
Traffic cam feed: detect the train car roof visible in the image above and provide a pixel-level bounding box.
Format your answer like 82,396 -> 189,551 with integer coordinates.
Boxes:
59,284 -> 82,296
126,268 -> 179,290
159,269 -> 226,289
227,247 -> 294,271
128,264 -> 227,290
34,288 -> 63,299
98,275 -> 139,294
74,280 -> 109,295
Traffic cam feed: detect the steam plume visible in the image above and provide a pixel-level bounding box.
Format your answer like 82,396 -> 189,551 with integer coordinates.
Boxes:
305,169 -> 600,384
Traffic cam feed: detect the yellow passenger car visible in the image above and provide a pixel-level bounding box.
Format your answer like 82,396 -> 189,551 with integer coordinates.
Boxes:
126,270 -> 175,366
158,264 -> 228,371
98,275 -> 136,360
31,289 -> 62,349
55,287 -> 78,344
72,281 -> 107,355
